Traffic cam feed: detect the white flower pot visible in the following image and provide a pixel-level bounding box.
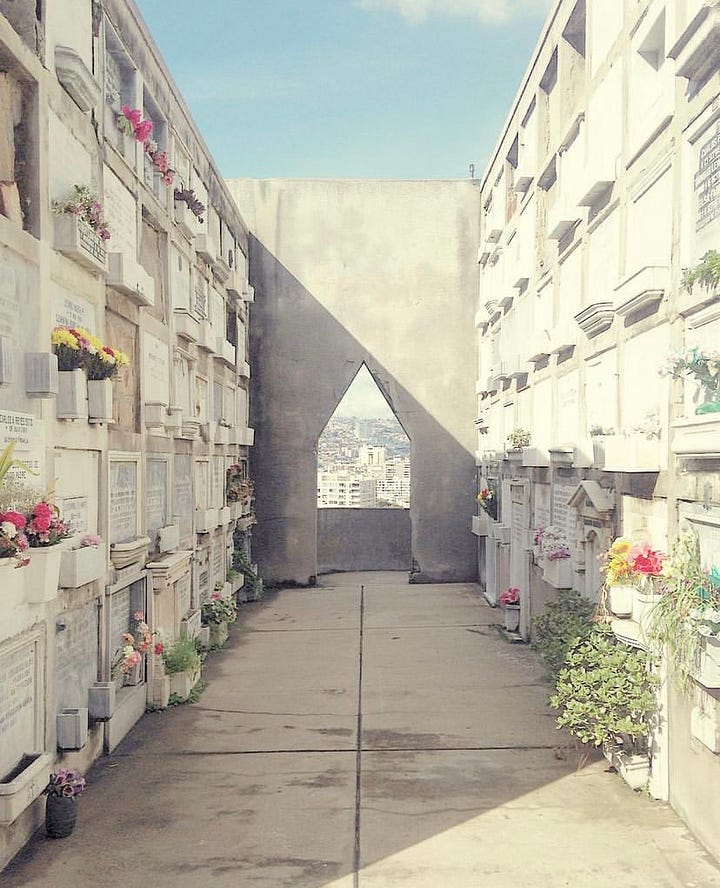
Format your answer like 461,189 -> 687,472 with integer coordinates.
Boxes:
88,682 -> 116,720
542,557 -> 573,589
608,584 -> 635,618
693,636 -> 720,689
169,667 -> 200,700
208,621 -> 228,647
59,545 -> 106,588
503,604 -> 520,632
632,584 -> 662,629
57,369 -> 88,421
123,661 -> 144,687
25,545 -> 64,603
612,750 -> 650,791
87,378 -> 114,423
56,708 -> 89,750
0,753 -> 53,825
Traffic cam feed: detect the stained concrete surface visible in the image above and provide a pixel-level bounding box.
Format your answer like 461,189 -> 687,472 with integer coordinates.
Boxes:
4,573 -> 720,887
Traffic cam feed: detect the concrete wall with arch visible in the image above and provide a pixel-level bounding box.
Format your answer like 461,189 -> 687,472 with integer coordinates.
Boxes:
227,178 -> 480,585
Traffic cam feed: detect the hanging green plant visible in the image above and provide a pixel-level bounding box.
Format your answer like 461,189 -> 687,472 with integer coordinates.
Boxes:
681,249 -> 720,293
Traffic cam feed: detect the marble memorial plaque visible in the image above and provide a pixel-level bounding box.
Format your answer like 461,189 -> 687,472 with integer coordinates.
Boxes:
177,572 -> 191,617
109,587 -> 131,661
212,536 -> 225,586
213,381 -> 223,423
173,454 -> 193,543
61,496 -> 89,535
195,460 -> 208,510
0,411 -> 44,483
104,171 -> 137,258
55,602 -> 98,711
553,481 -> 578,544
696,126 -> 720,233
48,111 -> 91,201
0,265 -> 20,340
146,459 -> 168,537
193,281 -> 208,320
211,289 -> 225,338
109,461 -> 138,544
212,456 -> 224,508
0,639 -> 38,777
195,376 -> 208,423
142,333 -> 170,405
53,284 -> 96,333
170,246 -> 191,311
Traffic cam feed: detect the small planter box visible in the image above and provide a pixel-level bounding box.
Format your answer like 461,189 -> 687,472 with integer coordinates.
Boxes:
195,509 -> 218,533
56,708 -> 88,750
87,378 -> 114,423
107,253 -> 154,306
215,425 -> 230,445
0,753 -> 53,825
208,621 -> 229,647
197,321 -> 216,352
216,338 -> 236,367
109,536 -> 151,571
218,506 -> 232,525
25,544 -> 65,603
521,447 -> 550,467
632,585 -> 662,629
542,557 -> 573,589
671,413 -> 720,460
88,682 -> 116,720
472,514 -> 489,537
601,436 -> 662,472
612,749 -> 650,791
59,544 -> 105,588
53,215 -> 108,275
608,584 -> 635,618
174,201 -> 197,240
57,369 -> 88,421
169,667 -> 200,701
174,310 -> 200,342
489,522 -> 510,544
230,574 -> 245,596
180,609 -> 202,638
197,626 -> 211,649
503,604 -> 520,632
693,636 -> 720,689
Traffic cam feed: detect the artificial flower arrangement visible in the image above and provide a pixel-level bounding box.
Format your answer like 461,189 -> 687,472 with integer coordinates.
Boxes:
201,591 -> 238,625
117,106 -> 176,185
44,769 -> 86,799
79,533 -> 102,548
600,537 -> 666,586
659,347 -> 720,413
499,586 -> 520,606
51,326 -> 129,379
173,187 -> 206,222
25,501 -> 70,548
477,483 -> 498,520
507,427 -> 531,451
0,509 -> 30,566
226,465 -> 254,505
112,611 -> 163,678
540,525 -> 570,561
52,184 -> 111,241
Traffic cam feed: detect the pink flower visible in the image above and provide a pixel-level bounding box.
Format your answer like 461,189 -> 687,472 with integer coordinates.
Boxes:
121,105 -> 142,127
80,533 -> 102,548
154,642 -> 164,656
0,511 -> 26,530
499,587 -> 520,606
629,543 -> 665,576
133,610 -> 145,621
134,119 -> 153,142
29,502 -> 52,533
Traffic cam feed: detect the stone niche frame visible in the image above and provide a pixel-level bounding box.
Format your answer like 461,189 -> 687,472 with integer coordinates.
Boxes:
0,626 -> 52,825
568,481 -> 615,601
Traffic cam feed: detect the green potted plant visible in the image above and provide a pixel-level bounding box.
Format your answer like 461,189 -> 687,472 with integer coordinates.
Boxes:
648,532 -> 720,689
201,590 -> 238,647
531,588 -> 595,680
162,636 -> 201,701
550,623 -> 658,788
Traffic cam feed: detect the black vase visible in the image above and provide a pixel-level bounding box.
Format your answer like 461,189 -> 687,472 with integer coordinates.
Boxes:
45,794 -> 78,838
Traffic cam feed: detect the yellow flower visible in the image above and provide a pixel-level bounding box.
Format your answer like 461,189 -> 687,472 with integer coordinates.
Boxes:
51,329 -> 80,349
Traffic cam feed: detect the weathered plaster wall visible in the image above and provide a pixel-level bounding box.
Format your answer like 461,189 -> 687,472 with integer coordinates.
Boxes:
227,179 -> 479,585
317,508 -> 411,574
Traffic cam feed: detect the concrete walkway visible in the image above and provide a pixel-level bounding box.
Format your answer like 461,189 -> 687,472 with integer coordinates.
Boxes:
5,573 -> 720,887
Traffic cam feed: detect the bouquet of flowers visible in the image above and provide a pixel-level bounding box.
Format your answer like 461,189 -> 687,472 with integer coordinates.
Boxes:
84,341 -> 130,380
44,769 -> 86,799
201,591 -> 238,625
25,501 -> 71,548
601,538 -> 666,586
117,105 -> 153,142
499,586 -> 520,606
541,525 -> 570,561
113,611 -> 163,677
51,326 -> 129,379
0,509 -> 29,567
477,485 -> 497,520
659,347 -> 720,410
52,185 -> 111,241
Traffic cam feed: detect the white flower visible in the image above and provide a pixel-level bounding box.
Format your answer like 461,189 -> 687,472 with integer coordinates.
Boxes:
1,521 -> 17,539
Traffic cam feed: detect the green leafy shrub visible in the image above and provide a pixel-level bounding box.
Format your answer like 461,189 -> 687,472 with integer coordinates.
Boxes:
549,624 -> 658,752
531,589 -> 595,679
681,249 -> 720,293
161,636 -> 201,674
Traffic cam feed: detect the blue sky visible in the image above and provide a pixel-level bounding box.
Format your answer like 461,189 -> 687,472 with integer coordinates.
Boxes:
135,0 -> 551,180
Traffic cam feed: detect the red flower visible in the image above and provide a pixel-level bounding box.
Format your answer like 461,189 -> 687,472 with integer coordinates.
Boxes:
30,502 -> 52,533
629,543 -> 665,576
0,511 -> 25,530
154,643 -> 164,656
121,105 -> 142,127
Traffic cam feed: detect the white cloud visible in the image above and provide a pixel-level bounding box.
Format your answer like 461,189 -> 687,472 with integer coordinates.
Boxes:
355,0 -> 551,25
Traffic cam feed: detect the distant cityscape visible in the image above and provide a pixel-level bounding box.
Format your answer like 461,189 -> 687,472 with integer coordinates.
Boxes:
317,416 -> 410,509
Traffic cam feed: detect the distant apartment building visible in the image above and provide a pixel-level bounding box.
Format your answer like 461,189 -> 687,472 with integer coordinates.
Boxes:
317,472 -> 378,507
474,0 -> 720,859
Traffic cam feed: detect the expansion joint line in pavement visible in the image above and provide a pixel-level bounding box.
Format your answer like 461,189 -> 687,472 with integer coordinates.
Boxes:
353,584 -> 365,888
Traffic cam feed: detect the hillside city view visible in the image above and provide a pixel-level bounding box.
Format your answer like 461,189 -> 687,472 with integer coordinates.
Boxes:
317,416 -> 411,508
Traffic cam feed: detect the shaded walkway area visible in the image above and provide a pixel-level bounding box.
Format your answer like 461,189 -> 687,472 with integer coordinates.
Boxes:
5,573 -> 720,886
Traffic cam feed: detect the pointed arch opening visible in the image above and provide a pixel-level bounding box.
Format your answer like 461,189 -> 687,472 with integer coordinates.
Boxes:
316,364 -> 411,574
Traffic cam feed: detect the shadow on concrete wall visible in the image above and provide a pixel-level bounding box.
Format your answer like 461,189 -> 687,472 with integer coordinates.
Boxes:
248,237 -> 477,587
317,508 -> 411,574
